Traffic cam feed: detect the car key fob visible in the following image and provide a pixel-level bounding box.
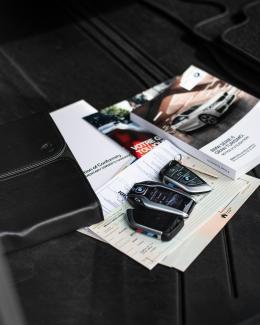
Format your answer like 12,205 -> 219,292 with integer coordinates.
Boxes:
126,208 -> 184,241
159,160 -> 212,194
127,181 -> 196,218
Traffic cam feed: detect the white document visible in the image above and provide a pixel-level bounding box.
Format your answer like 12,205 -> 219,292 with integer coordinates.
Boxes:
50,100 -> 134,191
79,173 -> 259,271
90,202 -> 185,270
87,141 -> 248,269
161,174 -> 260,271
81,173 -> 259,271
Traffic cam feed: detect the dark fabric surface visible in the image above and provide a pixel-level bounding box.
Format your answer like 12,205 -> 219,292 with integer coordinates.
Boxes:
0,1 -> 260,324
223,1 -> 260,62
143,0 -> 260,83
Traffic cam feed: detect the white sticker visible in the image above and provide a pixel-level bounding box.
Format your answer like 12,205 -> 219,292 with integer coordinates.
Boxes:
180,65 -> 207,91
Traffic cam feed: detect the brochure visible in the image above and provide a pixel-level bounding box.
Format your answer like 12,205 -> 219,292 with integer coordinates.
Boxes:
50,100 -> 134,191
105,65 -> 259,179
83,102 -> 163,159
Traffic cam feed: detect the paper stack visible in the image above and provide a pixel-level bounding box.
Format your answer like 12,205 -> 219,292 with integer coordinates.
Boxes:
51,94 -> 259,271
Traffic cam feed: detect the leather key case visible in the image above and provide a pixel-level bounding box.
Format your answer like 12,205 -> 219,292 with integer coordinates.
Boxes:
0,112 -> 103,252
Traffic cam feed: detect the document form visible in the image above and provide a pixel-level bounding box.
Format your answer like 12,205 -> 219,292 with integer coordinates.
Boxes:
87,141 -> 247,269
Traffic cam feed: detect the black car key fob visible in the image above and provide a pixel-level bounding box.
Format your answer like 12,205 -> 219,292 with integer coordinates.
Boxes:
159,160 -> 212,194
127,181 -> 196,218
126,208 -> 184,241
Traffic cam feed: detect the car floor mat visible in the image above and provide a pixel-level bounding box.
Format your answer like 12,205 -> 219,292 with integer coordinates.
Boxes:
194,0 -> 250,40
195,0 -> 260,75
222,1 -> 260,69
141,0 -> 223,30
1,0 -> 259,114
123,0 -> 260,98
83,0 -> 260,99
66,0 -> 225,81
142,0 -> 251,41
0,0 -> 155,111
198,0 -> 260,87
0,0 -> 221,124
61,0 -> 171,82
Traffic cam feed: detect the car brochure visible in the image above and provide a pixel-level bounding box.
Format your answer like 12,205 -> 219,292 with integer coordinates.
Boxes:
87,140 -> 250,269
104,65 -> 259,179
50,100 -> 134,191
83,101 -> 163,159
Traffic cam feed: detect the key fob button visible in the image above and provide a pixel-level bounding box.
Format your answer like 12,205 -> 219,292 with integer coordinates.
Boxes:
135,186 -> 146,194
175,172 -> 185,180
187,177 -> 204,186
134,197 -> 143,204
178,173 -> 193,184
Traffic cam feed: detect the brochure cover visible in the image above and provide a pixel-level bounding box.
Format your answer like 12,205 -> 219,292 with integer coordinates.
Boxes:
50,100 -> 134,191
83,100 -> 163,159
130,66 -> 260,179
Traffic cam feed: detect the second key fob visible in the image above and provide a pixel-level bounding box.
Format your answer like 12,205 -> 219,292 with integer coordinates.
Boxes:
127,181 -> 196,218
159,160 -> 212,194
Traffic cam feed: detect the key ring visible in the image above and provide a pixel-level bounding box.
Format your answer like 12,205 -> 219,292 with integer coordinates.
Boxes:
174,154 -> 182,164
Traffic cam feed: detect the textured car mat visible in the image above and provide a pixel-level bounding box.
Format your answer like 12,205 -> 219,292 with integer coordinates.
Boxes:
222,1 -> 260,67
0,0 -> 223,118
195,0 -> 260,85
0,0 -> 157,111
1,0 -> 259,110
69,0 -> 260,99
194,0 -> 251,40
195,0 -> 260,76
142,0 -> 250,40
141,0 -> 223,30
67,0 -> 230,82
132,0 -> 260,98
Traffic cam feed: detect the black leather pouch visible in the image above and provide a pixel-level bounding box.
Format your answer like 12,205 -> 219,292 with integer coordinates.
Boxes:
0,112 -> 103,252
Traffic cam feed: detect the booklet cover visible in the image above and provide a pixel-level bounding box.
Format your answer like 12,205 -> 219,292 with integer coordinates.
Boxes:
50,100 -> 134,191
82,101 -> 163,159
129,66 -> 260,179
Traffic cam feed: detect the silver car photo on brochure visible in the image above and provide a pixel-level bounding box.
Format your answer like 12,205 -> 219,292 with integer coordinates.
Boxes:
171,87 -> 239,132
